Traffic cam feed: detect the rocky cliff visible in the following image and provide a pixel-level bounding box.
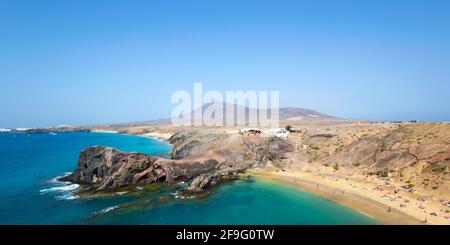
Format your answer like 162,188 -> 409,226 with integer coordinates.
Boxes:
61,123 -> 449,197
61,129 -> 294,192
59,146 -> 166,190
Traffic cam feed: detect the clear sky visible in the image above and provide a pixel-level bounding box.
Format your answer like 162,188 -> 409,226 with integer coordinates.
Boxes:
1,0 -> 449,127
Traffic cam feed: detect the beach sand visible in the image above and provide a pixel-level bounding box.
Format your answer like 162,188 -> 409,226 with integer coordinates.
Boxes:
254,171 -> 450,225
139,132 -> 173,141
90,129 -> 119,133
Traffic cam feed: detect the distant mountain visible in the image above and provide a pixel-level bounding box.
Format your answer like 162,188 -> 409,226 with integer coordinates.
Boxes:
136,102 -> 341,125
279,107 -> 339,120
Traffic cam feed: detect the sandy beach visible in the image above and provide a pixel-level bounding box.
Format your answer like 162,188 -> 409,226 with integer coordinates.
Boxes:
139,132 -> 173,141
254,171 -> 450,225
90,129 -> 119,134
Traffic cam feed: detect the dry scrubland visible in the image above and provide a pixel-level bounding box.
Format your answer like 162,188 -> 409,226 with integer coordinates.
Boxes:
282,122 -> 450,198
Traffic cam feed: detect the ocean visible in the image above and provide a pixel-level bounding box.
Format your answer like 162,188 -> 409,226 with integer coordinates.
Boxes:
0,132 -> 376,224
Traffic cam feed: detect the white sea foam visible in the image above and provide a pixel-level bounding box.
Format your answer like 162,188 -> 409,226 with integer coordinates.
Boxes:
40,183 -> 79,193
100,206 -> 119,213
48,172 -> 72,183
55,193 -> 79,200
40,177 -> 80,200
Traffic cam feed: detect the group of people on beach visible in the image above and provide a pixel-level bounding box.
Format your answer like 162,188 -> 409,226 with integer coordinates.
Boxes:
335,173 -> 450,224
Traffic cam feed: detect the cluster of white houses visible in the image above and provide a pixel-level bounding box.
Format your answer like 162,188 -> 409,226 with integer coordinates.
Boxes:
239,127 -> 290,138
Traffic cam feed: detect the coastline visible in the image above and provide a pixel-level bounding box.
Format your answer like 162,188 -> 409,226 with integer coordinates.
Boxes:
91,128 -> 449,225
138,132 -> 173,141
17,126 -> 449,225
253,171 -> 442,225
90,130 -> 119,134
90,129 -> 173,145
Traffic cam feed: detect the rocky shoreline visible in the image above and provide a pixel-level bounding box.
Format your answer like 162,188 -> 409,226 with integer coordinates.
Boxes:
60,129 -> 294,194
56,123 -> 450,224
8,126 -> 91,134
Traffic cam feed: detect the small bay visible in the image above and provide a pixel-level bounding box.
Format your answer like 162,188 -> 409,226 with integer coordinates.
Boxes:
0,132 -> 375,224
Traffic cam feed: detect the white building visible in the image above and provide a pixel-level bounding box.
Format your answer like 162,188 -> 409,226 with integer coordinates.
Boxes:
264,128 -> 289,138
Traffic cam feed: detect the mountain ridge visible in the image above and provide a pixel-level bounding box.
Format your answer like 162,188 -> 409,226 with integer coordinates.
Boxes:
134,103 -> 342,126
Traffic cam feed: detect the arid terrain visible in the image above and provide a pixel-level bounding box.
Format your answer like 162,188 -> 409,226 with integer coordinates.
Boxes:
85,119 -> 450,224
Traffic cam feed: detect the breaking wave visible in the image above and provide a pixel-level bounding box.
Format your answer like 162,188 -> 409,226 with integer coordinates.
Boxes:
40,183 -> 79,194
40,173 -> 79,200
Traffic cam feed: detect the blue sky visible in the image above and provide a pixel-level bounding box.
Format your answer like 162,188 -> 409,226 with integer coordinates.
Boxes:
1,0 -> 449,127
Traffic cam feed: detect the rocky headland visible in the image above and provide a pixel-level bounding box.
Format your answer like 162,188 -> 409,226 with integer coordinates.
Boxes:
60,129 -> 294,193
60,122 -> 450,224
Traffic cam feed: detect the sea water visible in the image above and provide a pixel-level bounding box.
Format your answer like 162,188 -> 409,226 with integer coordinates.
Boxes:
0,132 -> 375,224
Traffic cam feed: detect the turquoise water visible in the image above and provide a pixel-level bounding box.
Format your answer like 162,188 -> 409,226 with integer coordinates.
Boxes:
0,132 -> 376,224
